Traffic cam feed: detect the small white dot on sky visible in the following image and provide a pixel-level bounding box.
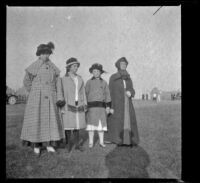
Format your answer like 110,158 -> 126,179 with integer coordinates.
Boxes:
50,25 -> 54,28
66,15 -> 71,20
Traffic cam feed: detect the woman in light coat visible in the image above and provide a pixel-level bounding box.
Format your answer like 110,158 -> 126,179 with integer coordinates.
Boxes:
21,42 -> 65,155
56,58 -> 87,152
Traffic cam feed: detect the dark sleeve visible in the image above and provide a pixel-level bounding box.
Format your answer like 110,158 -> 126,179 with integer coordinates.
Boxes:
56,77 -> 65,102
108,75 -> 114,108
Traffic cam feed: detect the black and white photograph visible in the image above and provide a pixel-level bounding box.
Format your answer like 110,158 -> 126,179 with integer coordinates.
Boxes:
6,6 -> 181,179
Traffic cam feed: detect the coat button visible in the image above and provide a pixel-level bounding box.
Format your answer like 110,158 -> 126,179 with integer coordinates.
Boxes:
45,96 -> 48,99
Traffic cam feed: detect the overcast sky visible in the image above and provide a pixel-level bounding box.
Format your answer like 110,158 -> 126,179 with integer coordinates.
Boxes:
6,6 -> 181,98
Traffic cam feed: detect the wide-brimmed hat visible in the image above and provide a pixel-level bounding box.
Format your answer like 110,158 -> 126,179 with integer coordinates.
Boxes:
89,63 -> 106,74
66,57 -> 80,68
115,57 -> 129,69
36,42 -> 55,56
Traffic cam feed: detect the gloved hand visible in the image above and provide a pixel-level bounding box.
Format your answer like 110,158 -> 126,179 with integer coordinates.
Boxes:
84,105 -> 88,112
126,91 -> 132,97
106,107 -> 110,114
56,100 -> 66,108
109,108 -> 114,114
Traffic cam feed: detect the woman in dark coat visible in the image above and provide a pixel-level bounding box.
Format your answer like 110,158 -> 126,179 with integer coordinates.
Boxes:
104,57 -> 139,146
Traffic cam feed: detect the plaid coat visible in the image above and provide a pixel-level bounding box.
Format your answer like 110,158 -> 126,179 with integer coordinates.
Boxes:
20,59 -> 65,143
56,74 -> 87,129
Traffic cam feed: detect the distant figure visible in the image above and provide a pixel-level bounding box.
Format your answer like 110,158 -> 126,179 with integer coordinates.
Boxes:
146,94 -> 148,100
153,93 -> 157,101
142,94 -> 145,100
171,93 -> 175,100
157,94 -> 161,102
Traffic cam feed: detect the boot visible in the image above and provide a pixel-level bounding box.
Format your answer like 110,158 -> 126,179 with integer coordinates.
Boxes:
65,130 -> 71,152
88,131 -> 94,148
98,131 -> 106,148
74,130 -> 84,152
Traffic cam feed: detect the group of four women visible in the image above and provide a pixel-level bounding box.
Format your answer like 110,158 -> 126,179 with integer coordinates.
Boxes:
20,42 -> 139,155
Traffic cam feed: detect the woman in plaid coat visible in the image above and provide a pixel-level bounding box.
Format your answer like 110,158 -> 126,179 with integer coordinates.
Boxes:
20,42 -> 65,155
56,58 -> 87,152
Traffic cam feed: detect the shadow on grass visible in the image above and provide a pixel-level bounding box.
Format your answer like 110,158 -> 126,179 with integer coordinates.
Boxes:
105,145 -> 150,178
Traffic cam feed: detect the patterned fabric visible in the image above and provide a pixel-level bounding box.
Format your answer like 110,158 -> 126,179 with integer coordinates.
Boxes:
56,75 -> 87,130
20,59 -> 65,143
85,78 -> 111,128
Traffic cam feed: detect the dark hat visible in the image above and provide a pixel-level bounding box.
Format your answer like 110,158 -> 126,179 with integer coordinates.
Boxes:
66,57 -> 80,68
36,42 -> 55,56
89,63 -> 106,74
115,57 -> 128,69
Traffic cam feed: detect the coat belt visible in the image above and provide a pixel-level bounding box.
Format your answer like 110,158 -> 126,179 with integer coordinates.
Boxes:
87,101 -> 106,108
67,104 -> 85,113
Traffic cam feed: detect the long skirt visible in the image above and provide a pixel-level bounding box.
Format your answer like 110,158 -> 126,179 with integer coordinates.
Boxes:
122,94 -> 132,145
105,93 -> 139,145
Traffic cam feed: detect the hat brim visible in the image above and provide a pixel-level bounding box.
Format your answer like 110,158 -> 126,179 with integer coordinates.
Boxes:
66,61 -> 80,68
89,67 -> 106,74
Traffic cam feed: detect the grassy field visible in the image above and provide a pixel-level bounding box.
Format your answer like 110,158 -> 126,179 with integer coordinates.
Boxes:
6,100 -> 181,179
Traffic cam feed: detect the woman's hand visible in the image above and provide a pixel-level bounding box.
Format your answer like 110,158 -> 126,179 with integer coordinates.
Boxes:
56,100 -> 66,108
106,107 -> 110,114
109,108 -> 114,114
126,91 -> 132,97
84,105 -> 88,112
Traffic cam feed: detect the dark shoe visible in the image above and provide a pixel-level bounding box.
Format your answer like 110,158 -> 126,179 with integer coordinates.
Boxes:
117,143 -> 124,147
75,145 -> 85,152
73,130 -> 84,151
65,130 -> 71,145
66,143 -> 71,153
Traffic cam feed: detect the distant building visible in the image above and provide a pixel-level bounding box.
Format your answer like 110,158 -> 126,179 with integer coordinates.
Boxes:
150,87 -> 181,101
